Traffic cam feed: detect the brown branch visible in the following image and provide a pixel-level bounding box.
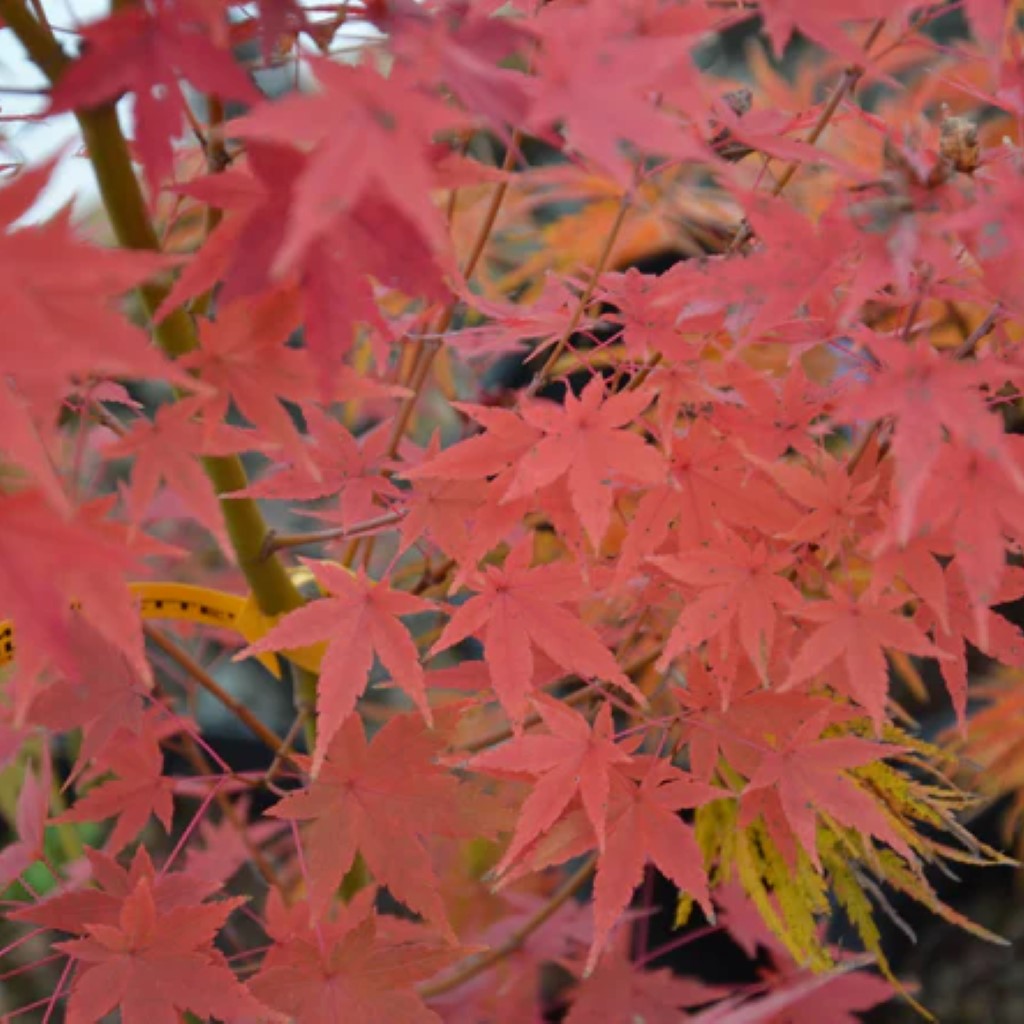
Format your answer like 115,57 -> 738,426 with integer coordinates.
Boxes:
419,853 -> 597,999
260,510 -> 407,559
953,303 -> 1001,360
726,18 -> 887,254
532,189 -> 632,388
144,623 -> 294,760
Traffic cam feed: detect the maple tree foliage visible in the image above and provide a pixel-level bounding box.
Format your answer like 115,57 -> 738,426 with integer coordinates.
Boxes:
3,0 -> 1024,1021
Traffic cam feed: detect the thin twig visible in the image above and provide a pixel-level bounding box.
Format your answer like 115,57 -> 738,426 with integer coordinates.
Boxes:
953,303 -> 1001,360
726,18 -> 887,254
532,190 -> 632,388
419,853 -> 597,999
261,509 -> 407,559
143,623 -> 293,759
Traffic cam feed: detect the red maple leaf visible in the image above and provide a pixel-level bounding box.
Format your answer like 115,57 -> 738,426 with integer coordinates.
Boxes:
785,589 -> 944,728
26,616 -> 148,775
230,57 -> 464,271
429,543 -> 642,727
836,332 -> 1016,541
12,845 -> 228,936
765,454 -> 879,561
266,714 -> 473,938
250,888 -> 463,1024
0,167 -> 180,508
0,755 -> 51,890
588,759 -> 718,974
567,937 -> 726,1023
740,711 -> 914,869
911,435 -> 1024,625
54,875 -> 265,1024
239,560 -> 433,775
180,288 -> 314,465
49,2 -> 259,192
163,142 -> 452,393
469,697 -> 638,873
501,378 -> 666,546
651,530 -> 802,680
0,491 -> 150,689
54,725 -> 175,855
529,2 -> 710,184
97,397 -> 255,551
234,407 -> 401,530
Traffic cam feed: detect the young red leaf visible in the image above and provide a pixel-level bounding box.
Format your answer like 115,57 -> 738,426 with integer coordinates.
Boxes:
54,876 -> 267,1024
836,333 -> 1017,541
54,726 -> 175,855
250,888 -> 463,1024
740,712 -> 914,869
567,941 -> 726,1023
785,589 -> 944,728
470,697 -> 636,873
238,560 -> 433,775
652,530 -> 801,680
501,377 -> 666,547
230,57 -> 464,271
49,3 -> 259,192
430,544 -> 642,727
588,759 -> 719,974
266,714 -> 472,938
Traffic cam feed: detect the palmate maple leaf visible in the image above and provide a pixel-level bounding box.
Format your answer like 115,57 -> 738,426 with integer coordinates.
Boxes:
267,714 -> 475,938
54,725 -> 175,856
180,288 -> 315,466
469,697 -> 638,873
501,757 -> 720,975
916,565 -> 1024,729
162,142 -> 452,393
911,435 -> 1024,627
409,377 -> 666,547
238,560 -> 433,775
54,877 -> 267,1024
502,378 -> 667,546
0,166 -> 182,508
0,490 -> 150,691
529,0 -> 711,184
48,1 -> 259,193
588,760 -> 718,975
836,332 -> 1018,542
618,422 -> 794,580
651,530 -> 802,681
12,845 -> 267,1024
784,588 -> 944,728
230,57 -> 464,273
739,711 -> 914,870
234,407 -> 401,530
12,845 -> 227,936
430,543 -> 642,727
98,397 -> 255,552
763,454 -> 879,561
566,941 -> 726,1024
26,616 -> 148,775
250,888 -> 463,1024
